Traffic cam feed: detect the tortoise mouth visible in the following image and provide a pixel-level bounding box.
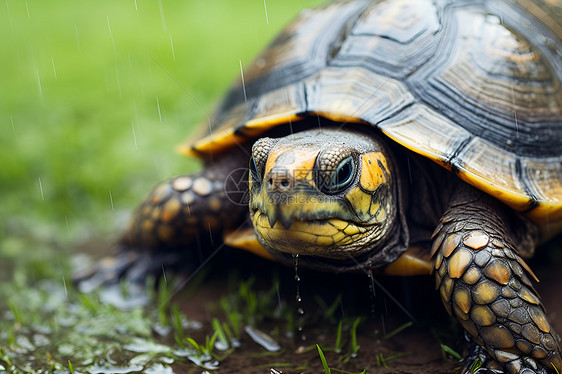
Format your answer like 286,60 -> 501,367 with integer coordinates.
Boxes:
251,210 -> 372,258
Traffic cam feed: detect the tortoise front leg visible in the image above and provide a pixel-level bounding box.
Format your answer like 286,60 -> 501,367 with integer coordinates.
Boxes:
432,187 -> 561,373
76,160 -> 249,289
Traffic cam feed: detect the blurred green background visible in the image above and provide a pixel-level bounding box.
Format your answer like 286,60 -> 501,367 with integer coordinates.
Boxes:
0,0 -> 323,245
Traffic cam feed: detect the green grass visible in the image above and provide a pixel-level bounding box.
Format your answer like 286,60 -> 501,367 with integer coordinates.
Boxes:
0,0 -> 323,244
0,0 -> 324,371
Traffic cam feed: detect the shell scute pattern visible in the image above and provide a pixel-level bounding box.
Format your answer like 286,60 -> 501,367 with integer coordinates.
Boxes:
181,0 -> 562,223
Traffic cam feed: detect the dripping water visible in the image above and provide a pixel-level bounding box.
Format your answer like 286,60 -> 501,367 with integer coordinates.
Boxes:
367,267 -> 376,317
293,254 -> 306,343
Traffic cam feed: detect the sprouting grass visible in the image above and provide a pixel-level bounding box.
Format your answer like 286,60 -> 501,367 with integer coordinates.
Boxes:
212,318 -> 230,351
335,320 -> 344,353
317,344 -> 331,374
317,344 -> 367,374
382,321 -> 414,340
440,344 -> 462,360
315,293 -> 343,323
170,304 -> 185,343
350,317 -> 362,358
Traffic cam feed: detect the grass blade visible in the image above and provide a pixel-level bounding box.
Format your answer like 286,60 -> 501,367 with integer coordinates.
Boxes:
316,344 -> 331,374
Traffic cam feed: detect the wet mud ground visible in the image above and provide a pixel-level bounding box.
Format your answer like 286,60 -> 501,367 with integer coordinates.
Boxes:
161,239 -> 562,374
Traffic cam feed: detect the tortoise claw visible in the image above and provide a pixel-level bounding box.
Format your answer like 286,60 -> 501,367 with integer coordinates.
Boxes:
73,245 -> 191,297
461,340 -> 551,374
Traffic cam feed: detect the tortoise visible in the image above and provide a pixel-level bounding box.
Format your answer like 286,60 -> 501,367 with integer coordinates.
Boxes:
90,0 -> 562,372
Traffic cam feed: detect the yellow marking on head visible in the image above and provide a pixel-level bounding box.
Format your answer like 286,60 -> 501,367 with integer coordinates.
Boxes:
345,186 -> 372,219
252,211 -> 367,256
264,144 -> 317,182
375,207 -> 387,222
360,152 -> 391,191
369,202 -> 380,216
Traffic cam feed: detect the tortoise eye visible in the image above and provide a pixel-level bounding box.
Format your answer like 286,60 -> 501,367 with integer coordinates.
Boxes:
319,156 -> 355,194
333,157 -> 354,189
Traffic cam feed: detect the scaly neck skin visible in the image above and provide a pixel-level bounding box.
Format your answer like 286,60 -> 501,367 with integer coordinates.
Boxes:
248,127 -> 400,260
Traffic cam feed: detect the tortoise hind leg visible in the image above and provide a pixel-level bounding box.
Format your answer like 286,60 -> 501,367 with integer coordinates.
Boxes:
432,185 -> 562,373
76,162 -> 248,289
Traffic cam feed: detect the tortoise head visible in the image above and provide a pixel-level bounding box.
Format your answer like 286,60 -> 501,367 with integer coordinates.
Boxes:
249,127 -> 397,260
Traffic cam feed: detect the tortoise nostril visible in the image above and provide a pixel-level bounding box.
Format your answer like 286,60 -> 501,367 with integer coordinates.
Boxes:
280,179 -> 290,188
267,178 -> 274,187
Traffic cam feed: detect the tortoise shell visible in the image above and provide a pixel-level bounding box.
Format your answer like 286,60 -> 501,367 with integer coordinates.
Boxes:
178,0 -> 562,225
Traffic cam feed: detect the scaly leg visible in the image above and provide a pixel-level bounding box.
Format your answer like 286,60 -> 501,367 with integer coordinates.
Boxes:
76,161 -> 249,288
432,186 -> 561,373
